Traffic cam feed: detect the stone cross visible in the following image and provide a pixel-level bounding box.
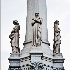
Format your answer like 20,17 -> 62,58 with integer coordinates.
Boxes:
31,13 -> 42,47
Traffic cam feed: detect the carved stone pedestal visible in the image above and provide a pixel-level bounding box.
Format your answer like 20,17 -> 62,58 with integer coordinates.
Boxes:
53,53 -> 65,70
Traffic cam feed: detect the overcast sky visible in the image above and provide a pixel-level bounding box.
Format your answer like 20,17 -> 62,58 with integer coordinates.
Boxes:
1,0 -> 70,70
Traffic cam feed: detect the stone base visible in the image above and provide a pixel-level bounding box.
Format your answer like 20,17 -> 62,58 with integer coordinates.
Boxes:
53,53 -> 65,70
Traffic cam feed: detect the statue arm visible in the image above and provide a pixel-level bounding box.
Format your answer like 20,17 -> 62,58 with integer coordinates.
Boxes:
31,22 -> 35,26
9,33 -> 15,39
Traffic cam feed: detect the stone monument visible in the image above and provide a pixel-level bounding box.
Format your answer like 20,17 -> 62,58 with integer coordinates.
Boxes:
8,0 -> 65,70
8,20 -> 21,70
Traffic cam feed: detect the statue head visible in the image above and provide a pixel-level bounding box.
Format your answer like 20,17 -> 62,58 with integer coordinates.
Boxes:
54,20 -> 59,25
13,20 -> 19,25
35,13 -> 39,18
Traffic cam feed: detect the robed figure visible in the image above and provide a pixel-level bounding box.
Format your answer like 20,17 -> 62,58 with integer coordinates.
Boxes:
53,20 -> 61,54
31,13 -> 42,47
9,20 -> 20,53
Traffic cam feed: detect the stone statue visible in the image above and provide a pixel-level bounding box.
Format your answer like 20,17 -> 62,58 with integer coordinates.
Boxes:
53,20 -> 61,54
31,13 -> 42,47
9,20 -> 20,53
30,62 -> 44,70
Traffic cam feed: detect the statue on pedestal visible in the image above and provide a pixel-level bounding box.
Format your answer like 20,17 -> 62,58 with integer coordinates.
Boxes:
9,20 -> 20,53
53,20 -> 61,54
31,13 -> 43,47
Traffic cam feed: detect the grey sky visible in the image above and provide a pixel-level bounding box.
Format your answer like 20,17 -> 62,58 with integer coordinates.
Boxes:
1,0 -> 70,70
